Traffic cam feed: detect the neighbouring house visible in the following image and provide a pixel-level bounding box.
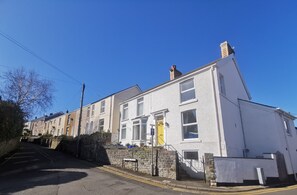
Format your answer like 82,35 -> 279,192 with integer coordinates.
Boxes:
75,85 -> 142,142
31,116 -> 46,136
119,41 -> 297,182
43,112 -> 64,135
63,110 -> 77,136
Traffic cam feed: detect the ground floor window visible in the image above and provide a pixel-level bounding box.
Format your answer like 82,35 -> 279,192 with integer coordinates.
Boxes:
183,151 -> 199,160
121,124 -> 127,140
132,118 -> 147,141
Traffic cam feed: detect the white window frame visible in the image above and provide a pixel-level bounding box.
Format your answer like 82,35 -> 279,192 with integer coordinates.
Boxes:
180,79 -> 196,103
122,104 -> 129,120
284,119 -> 291,136
87,106 -> 90,117
99,119 -> 104,132
182,109 -> 198,139
137,97 -> 144,116
121,124 -> 127,140
219,73 -> 226,95
91,104 -> 95,116
100,100 -> 105,113
132,119 -> 147,141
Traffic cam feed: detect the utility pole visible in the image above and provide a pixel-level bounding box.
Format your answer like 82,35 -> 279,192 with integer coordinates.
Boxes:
76,83 -> 85,158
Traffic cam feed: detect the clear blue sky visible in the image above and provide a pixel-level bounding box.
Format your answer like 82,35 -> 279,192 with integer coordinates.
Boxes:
0,0 -> 296,124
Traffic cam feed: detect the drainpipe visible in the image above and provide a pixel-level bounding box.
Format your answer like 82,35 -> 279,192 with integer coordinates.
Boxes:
210,66 -> 223,156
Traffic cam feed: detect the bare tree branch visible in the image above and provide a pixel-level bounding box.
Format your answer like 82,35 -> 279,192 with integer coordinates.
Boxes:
0,67 -> 54,118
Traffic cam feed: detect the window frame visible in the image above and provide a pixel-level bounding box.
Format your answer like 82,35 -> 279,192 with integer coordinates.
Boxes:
122,103 -> 129,120
219,73 -> 226,95
121,124 -> 127,140
183,150 -> 199,161
180,78 -> 196,103
284,119 -> 292,136
181,109 -> 198,140
137,97 -> 144,116
91,104 -> 95,116
100,100 -> 105,113
99,119 -> 104,132
132,119 -> 147,141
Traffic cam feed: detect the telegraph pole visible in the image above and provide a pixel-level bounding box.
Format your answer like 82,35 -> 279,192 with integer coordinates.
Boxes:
76,83 -> 85,158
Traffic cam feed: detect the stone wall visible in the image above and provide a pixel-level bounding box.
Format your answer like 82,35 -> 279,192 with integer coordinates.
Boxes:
0,138 -> 20,158
96,147 -> 177,179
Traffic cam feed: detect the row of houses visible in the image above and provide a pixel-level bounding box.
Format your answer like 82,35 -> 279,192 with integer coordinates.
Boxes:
24,41 -> 297,183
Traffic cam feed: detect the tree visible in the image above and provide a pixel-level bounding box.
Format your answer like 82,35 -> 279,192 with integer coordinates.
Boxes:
0,67 -> 54,118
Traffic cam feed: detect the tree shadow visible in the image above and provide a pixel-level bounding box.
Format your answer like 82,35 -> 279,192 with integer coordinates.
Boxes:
0,142 -> 100,194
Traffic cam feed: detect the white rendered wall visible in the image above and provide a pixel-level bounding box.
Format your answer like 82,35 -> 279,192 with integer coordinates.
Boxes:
120,65 -> 224,178
214,157 -> 279,184
215,55 -> 250,157
240,100 -> 297,176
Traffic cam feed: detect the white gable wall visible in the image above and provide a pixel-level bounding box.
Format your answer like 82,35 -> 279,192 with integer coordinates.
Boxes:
215,55 -> 250,157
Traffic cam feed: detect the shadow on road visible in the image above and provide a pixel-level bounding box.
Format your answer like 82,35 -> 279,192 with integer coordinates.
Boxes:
0,142 -> 99,194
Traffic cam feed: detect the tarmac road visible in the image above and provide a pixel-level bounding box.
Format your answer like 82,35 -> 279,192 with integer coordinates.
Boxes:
0,142 -> 193,195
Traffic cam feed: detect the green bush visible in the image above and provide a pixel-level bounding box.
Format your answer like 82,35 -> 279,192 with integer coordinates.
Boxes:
0,100 -> 24,141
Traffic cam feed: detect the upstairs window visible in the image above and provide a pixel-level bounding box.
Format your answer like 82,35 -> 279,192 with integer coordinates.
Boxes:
219,74 -> 226,95
180,79 -> 196,103
122,104 -> 128,120
100,100 -> 105,113
87,107 -> 90,117
284,119 -> 291,136
91,105 -> 95,116
137,97 -> 144,116
182,109 -> 198,139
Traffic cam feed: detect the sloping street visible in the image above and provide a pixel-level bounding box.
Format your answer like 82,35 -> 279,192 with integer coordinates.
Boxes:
0,143 -> 191,195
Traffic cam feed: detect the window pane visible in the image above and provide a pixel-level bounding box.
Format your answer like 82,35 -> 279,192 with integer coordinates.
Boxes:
121,125 -> 126,139
123,104 -> 128,120
183,110 -> 197,124
100,101 -> 105,113
141,124 -> 146,140
184,151 -> 198,160
181,89 -> 196,102
183,125 -> 198,139
137,103 -> 143,116
181,80 -> 194,92
133,122 -> 140,140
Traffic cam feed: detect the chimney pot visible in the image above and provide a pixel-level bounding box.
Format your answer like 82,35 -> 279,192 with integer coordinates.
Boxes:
220,41 -> 235,58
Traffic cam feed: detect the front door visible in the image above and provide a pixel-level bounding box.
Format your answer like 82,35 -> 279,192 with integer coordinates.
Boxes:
156,116 -> 164,145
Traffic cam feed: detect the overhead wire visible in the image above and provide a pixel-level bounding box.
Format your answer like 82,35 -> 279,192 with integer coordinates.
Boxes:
0,30 -> 82,85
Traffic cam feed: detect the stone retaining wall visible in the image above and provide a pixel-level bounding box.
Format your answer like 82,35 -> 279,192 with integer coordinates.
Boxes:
0,138 -> 20,158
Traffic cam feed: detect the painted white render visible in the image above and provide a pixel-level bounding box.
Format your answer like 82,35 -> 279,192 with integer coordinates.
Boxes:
239,99 -> 297,179
119,53 -> 251,178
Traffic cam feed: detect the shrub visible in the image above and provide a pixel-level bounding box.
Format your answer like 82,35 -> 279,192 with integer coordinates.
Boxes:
0,100 -> 24,141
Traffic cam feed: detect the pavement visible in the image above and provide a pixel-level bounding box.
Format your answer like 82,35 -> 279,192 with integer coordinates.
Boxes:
97,164 -> 270,194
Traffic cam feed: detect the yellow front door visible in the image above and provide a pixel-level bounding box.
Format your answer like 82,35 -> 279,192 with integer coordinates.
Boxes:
157,119 -> 164,145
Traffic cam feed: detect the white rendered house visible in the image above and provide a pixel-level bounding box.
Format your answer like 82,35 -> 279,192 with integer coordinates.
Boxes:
119,41 -> 297,179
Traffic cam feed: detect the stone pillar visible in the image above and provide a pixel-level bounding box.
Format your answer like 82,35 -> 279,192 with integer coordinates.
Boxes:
204,153 -> 216,186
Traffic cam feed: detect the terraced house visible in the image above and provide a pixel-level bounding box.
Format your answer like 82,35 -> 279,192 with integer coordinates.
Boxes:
119,41 -> 297,181
76,85 -> 141,142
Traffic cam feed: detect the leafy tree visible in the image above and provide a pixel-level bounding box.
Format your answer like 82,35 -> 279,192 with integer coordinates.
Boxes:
0,100 -> 24,141
0,67 -> 54,118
